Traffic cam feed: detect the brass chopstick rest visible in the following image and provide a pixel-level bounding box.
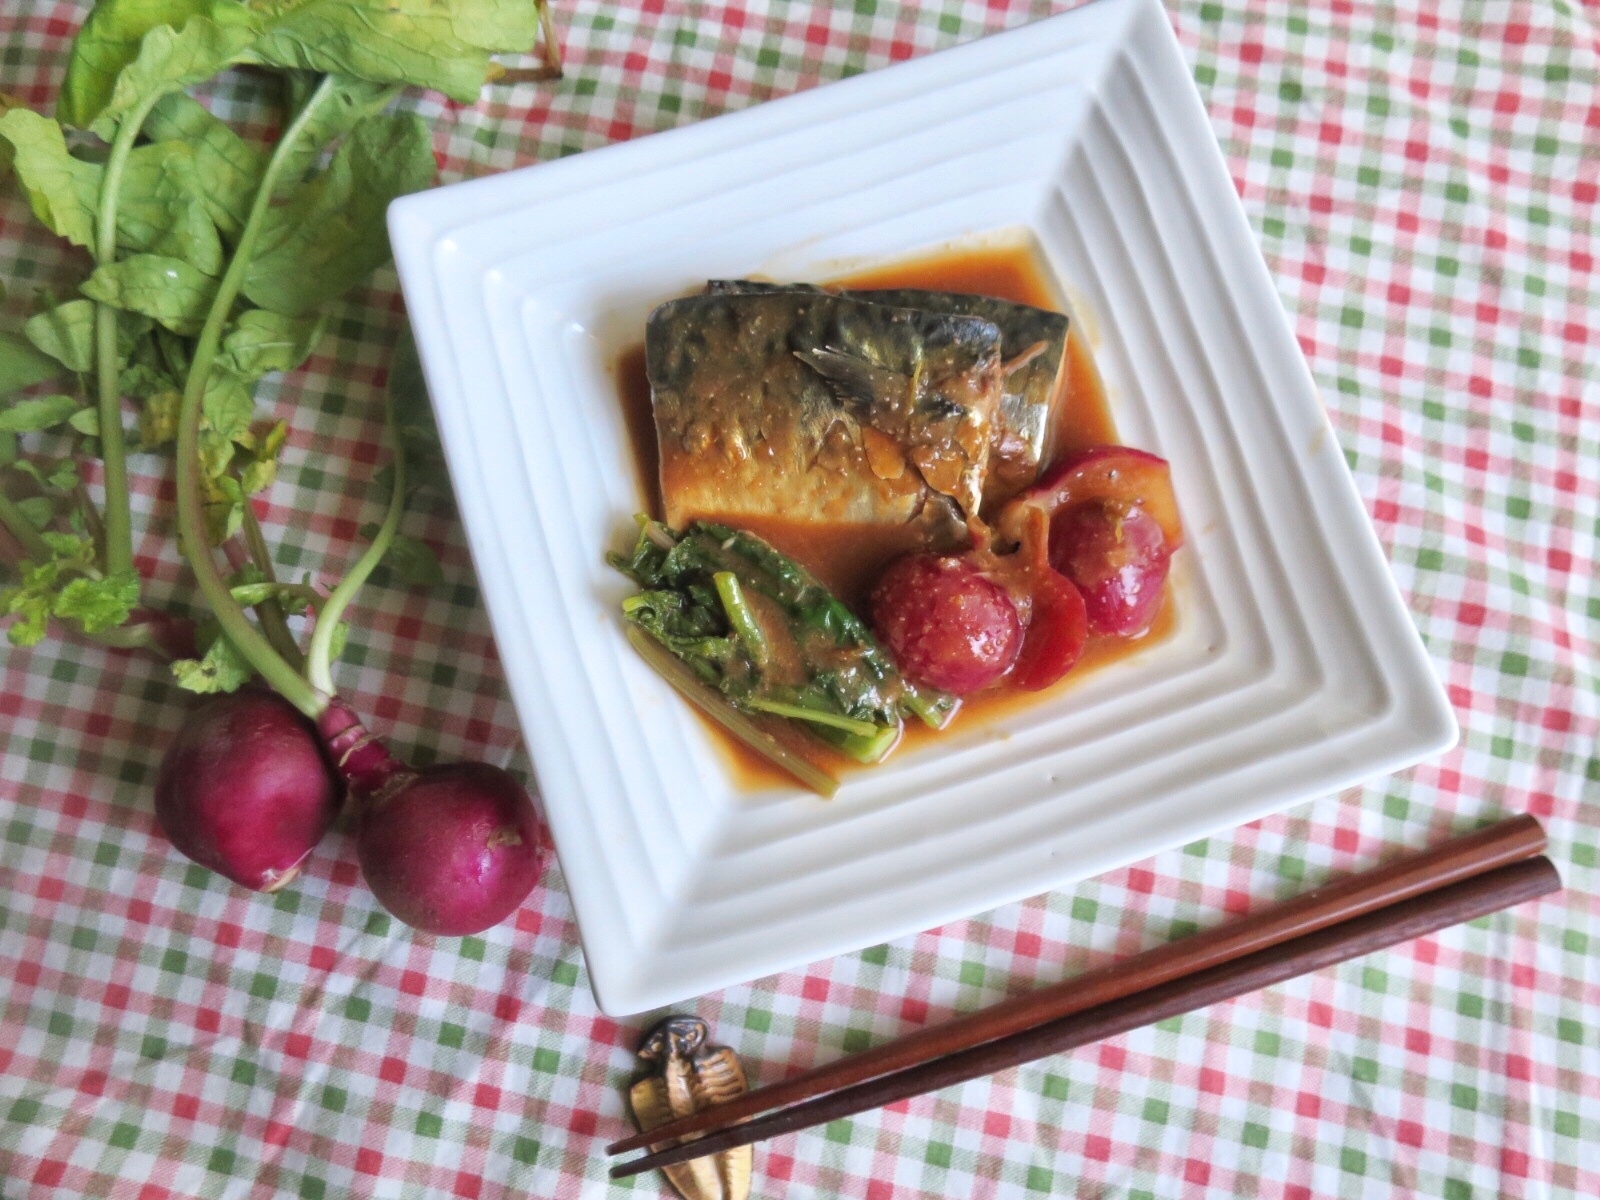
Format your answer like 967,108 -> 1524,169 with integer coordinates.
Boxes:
627,1016 -> 752,1200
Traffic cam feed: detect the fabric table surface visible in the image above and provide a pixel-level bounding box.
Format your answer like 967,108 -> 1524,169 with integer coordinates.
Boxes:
1,0 -> 1596,1196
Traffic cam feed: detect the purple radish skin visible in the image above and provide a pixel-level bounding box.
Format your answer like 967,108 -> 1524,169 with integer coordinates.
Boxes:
318,700 -> 547,936
1049,502 -> 1172,638
358,763 -> 546,936
154,690 -> 340,892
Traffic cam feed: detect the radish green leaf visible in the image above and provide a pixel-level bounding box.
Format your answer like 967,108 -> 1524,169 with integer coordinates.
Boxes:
58,0 -> 211,128
1,329 -> 66,394
0,109 -> 99,249
222,0 -> 539,103
241,113 -> 435,315
25,300 -> 97,374
0,394 -> 81,433
220,310 -> 326,380
82,253 -> 218,335
117,139 -> 223,274
144,92 -> 264,237
171,629 -> 253,693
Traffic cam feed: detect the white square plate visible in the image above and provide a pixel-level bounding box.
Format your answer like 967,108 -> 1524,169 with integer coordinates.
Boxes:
389,0 -> 1456,1015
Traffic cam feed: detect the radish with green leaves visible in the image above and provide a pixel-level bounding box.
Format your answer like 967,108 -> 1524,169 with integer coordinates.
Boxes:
168,313 -> 547,934
163,166 -> 548,932
0,0 -> 563,930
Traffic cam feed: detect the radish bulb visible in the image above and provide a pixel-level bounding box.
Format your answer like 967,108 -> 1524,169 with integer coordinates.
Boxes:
319,701 -> 546,936
154,690 -> 339,892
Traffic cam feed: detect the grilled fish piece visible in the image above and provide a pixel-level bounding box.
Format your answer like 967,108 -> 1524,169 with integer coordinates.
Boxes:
646,291 -> 1002,539
708,279 -> 1069,504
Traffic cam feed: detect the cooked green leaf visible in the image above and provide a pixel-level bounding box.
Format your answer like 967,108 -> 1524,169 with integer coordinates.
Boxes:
623,624 -> 839,797
0,394 -> 81,433
0,329 -> 64,394
118,139 -> 224,275
58,0 -> 211,128
24,300 -> 96,374
614,519 -> 958,737
219,309 -> 326,379
0,109 -> 99,249
221,0 -> 540,103
143,92 -> 264,236
81,254 -> 217,335
241,113 -> 435,315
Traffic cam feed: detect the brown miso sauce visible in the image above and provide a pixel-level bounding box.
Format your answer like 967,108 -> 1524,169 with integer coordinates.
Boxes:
616,344 -> 662,520
617,242 -> 1175,791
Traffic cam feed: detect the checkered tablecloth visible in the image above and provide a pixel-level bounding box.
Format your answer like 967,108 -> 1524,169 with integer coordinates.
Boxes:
1,1 -> 1595,1196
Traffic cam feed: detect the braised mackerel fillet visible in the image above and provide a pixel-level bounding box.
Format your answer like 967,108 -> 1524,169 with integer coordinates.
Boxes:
708,280 -> 1069,504
645,291 -> 1003,546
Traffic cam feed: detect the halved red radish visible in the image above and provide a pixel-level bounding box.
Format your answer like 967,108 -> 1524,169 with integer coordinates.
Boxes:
995,445 -> 1183,554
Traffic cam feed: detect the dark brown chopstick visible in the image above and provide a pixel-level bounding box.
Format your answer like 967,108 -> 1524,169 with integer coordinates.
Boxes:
607,814 -> 1545,1157
612,853 -> 1559,1179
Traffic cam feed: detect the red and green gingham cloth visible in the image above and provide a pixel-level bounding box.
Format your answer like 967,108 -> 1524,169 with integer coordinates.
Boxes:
1,1 -> 1596,1196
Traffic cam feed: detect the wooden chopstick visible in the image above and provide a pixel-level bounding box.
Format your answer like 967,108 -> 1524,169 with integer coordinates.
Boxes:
611,852 -> 1559,1179
607,815 -> 1545,1158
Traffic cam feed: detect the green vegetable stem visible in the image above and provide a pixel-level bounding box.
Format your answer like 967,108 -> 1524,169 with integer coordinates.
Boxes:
0,0 -> 561,674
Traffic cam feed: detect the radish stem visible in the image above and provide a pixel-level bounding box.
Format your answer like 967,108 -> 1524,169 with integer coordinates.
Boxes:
538,0 -> 564,78
625,625 -> 839,797
713,570 -> 768,664
305,379 -> 405,695
0,489 -> 52,562
240,501 -> 304,671
174,76 -> 339,720
93,92 -> 162,579
745,698 -> 882,739
73,480 -> 107,550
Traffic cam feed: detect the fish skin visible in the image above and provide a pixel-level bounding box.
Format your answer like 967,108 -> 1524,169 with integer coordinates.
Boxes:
708,280 -> 1069,504
646,291 -> 1002,537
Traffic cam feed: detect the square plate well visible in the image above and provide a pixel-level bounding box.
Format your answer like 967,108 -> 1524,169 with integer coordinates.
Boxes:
389,0 -> 1456,1015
